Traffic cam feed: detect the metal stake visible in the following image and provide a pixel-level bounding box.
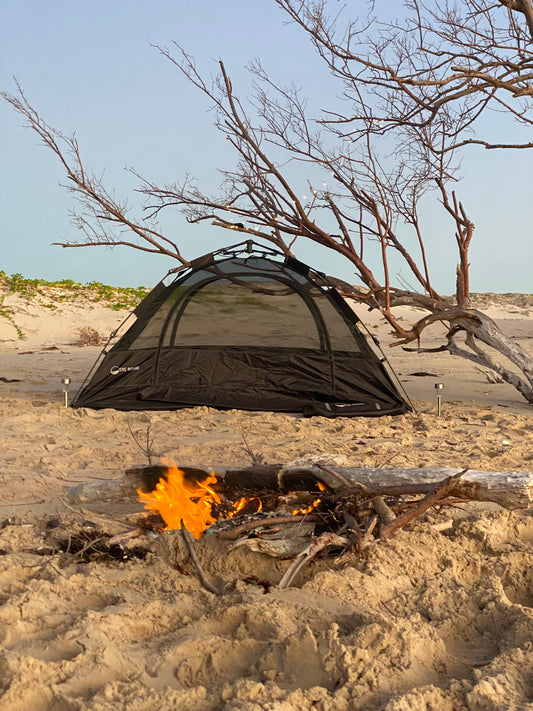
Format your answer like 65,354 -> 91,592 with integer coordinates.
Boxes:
61,377 -> 71,408
435,382 -> 444,416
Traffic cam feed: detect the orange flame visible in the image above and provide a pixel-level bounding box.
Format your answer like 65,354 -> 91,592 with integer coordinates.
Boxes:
291,481 -> 327,515
137,461 -> 262,539
137,463 -> 220,538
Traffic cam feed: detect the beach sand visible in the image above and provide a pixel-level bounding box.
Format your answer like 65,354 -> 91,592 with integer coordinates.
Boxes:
0,289 -> 532,710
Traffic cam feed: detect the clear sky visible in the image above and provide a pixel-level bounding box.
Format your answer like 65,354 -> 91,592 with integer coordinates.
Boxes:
1,0 -> 532,293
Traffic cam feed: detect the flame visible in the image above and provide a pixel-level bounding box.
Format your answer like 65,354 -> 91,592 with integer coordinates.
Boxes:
137,461 -> 262,539
232,496 -> 262,516
137,463 -> 220,538
291,481 -> 327,515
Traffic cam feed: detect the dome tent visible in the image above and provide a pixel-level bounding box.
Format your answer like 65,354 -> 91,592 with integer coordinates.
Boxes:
73,241 -> 411,417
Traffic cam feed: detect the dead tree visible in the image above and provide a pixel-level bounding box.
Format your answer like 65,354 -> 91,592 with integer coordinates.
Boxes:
1,82 -> 190,271
138,43 -> 533,403
2,0 -> 533,402
276,0 -> 533,152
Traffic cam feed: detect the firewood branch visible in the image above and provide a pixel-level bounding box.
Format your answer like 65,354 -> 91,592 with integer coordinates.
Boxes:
379,471 -> 466,540
277,532 -> 350,590
180,521 -> 223,595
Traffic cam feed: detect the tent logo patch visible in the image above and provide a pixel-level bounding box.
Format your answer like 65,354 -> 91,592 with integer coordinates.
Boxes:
110,365 -> 140,375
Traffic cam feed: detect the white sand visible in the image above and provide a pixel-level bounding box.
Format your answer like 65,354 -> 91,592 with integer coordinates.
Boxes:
0,290 -> 532,710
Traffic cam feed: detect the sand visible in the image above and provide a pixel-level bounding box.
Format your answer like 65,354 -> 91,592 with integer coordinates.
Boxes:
0,289 -> 532,711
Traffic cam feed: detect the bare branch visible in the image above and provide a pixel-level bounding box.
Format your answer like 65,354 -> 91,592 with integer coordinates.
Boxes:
1,81 -> 189,267
3,1 -> 533,403
275,0 -> 533,151
180,523 -> 223,595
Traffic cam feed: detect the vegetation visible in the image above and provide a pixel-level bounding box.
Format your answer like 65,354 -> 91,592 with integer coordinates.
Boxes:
0,272 -> 148,340
0,292 -> 26,340
0,271 -> 148,311
74,325 -> 106,346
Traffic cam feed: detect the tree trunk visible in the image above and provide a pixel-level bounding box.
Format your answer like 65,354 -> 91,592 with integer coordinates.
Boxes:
450,311 -> 533,403
68,464 -> 533,511
359,290 -> 533,405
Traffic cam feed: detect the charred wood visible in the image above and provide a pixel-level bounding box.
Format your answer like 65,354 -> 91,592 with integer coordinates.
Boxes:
67,464 -> 533,511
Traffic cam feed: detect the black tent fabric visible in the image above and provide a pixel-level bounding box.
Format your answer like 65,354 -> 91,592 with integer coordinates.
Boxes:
73,242 -> 411,417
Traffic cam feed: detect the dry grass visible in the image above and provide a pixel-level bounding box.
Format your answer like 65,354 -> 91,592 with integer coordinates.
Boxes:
74,326 -> 104,346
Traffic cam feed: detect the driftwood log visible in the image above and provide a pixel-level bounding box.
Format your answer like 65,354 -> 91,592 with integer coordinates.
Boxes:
65,464 -> 532,593
67,464 -> 533,510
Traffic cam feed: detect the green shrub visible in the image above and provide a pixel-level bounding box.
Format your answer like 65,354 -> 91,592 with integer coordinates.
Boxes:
0,272 -> 149,309
0,273 -> 149,338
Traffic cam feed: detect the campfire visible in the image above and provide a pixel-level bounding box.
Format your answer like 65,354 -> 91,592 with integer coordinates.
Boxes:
137,460 -> 323,539
63,459 -> 532,593
134,459 -> 482,593
137,461 -> 260,538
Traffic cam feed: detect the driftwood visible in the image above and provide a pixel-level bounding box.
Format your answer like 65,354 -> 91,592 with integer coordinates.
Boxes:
215,513 -> 323,541
278,532 -> 351,590
67,464 -> 533,510
378,471 -> 465,539
218,464 -> 533,510
180,522 -> 223,596
64,463 -> 533,594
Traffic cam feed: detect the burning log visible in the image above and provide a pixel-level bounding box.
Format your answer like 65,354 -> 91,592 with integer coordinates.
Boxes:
128,463 -> 533,510
64,462 -> 532,592
67,464 -> 533,511
137,468 -> 222,539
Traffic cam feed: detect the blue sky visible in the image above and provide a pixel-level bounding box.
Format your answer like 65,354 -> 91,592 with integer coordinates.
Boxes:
1,0 -> 532,293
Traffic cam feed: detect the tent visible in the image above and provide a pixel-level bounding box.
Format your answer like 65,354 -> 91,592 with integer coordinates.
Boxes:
73,241 -> 411,417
